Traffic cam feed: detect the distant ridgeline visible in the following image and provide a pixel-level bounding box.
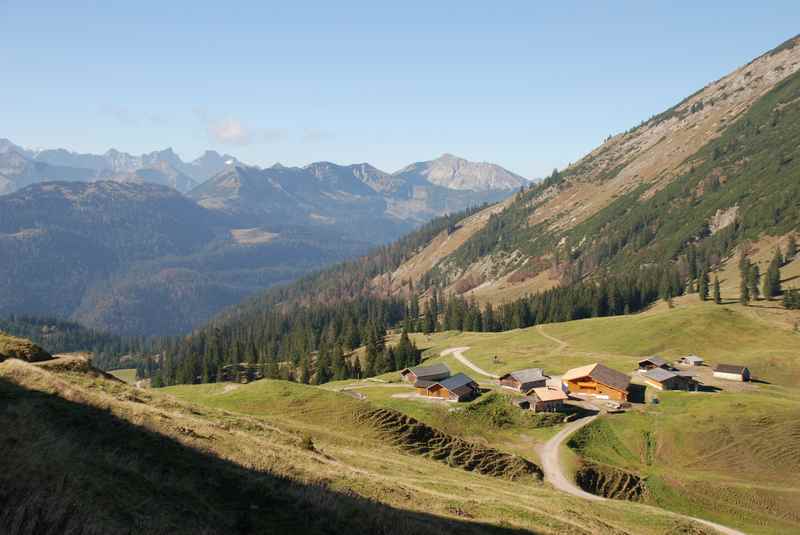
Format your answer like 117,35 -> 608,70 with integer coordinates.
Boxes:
0,316 -> 159,374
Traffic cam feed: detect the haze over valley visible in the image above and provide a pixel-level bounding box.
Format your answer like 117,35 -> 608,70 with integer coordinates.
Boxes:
1,3 -> 799,535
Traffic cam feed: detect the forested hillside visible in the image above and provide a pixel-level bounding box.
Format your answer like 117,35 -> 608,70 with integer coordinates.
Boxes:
155,35 -> 800,388
0,181 -> 368,335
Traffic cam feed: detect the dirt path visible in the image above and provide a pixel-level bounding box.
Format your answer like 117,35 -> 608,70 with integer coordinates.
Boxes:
440,347 -> 499,379
539,415 -> 747,535
536,324 -> 568,351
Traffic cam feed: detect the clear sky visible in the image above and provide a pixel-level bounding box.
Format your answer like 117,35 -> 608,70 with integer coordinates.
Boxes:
1,1 -> 798,178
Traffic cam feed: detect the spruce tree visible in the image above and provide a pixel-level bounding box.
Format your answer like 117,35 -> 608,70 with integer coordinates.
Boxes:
713,276 -> 721,304
764,249 -> 783,299
748,265 -> 761,300
699,269 -> 709,301
740,272 -> 750,305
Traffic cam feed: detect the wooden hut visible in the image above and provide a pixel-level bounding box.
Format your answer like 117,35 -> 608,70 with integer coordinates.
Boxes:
419,372 -> 480,402
678,355 -> 704,367
713,364 -> 750,382
400,363 -> 450,383
499,368 -> 547,392
637,356 -> 670,371
643,368 -> 698,391
561,363 -> 630,401
527,386 -> 568,412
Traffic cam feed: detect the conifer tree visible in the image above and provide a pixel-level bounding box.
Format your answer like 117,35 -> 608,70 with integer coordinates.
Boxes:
764,249 -> 783,299
713,276 -> 721,304
698,269 -> 709,301
748,265 -> 761,300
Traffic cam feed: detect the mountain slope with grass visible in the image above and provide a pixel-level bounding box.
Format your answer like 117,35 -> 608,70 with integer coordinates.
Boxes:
0,351 -> 717,535
376,35 -> 800,303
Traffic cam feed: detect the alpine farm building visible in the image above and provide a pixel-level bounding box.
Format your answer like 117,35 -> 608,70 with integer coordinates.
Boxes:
498,368 -> 547,392
561,363 -> 630,401
713,364 -> 751,382
400,363 -> 450,384
416,372 -> 480,402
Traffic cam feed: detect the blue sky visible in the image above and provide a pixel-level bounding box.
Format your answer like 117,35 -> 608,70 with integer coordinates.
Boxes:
1,1 -> 798,178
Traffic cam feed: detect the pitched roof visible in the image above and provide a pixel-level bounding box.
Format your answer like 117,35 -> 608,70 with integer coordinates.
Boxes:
530,386 -> 568,402
413,379 -> 436,388
682,355 -> 704,363
562,363 -> 630,392
638,356 -> 668,367
438,372 -> 477,392
506,368 -> 545,383
644,368 -> 677,382
714,363 -> 749,374
404,362 -> 450,379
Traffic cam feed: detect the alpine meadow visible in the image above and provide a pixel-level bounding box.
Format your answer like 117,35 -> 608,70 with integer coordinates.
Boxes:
1,4 -> 799,535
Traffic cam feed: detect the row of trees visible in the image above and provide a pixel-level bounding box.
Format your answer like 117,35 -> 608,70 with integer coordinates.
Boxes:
151,296 -> 421,387
407,263 -> 678,335
738,242 -> 794,304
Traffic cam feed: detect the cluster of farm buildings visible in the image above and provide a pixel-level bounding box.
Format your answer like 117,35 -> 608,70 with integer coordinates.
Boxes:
399,355 -> 751,410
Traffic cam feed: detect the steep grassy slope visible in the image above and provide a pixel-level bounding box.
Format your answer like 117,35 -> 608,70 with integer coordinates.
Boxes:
0,357 -> 708,535
568,391 -> 800,534
379,35 -> 800,303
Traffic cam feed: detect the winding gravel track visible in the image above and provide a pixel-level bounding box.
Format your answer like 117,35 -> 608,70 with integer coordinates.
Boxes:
539,415 -> 747,535
439,347 -> 499,379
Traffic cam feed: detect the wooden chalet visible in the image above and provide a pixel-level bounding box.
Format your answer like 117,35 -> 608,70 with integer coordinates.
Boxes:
561,363 -> 630,401
400,363 -> 450,383
528,386 -> 568,412
713,364 -> 751,382
499,368 -> 547,392
637,356 -> 670,371
417,372 -> 480,402
643,368 -> 698,391
678,355 -> 704,367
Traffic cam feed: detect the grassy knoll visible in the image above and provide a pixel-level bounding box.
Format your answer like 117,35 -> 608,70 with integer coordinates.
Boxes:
567,387 -> 800,534
143,371 -> 709,534
108,367 -> 137,384
5,358 -> 674,535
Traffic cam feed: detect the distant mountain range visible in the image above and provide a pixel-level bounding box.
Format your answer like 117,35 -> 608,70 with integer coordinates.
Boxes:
0,143 -> 529,335
0,139 -> 243,194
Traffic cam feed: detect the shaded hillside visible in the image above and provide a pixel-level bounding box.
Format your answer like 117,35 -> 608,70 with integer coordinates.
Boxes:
0,181 -> 367,335
0,356 -> 707,535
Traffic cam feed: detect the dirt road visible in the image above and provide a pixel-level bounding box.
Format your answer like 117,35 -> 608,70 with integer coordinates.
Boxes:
539,415 -> 747,535
440,347 -> 499,379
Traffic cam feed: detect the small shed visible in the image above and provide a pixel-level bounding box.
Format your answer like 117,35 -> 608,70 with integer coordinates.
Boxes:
637,356 -> 670,371
713,364 -> 751,382
528,386 -> 568,412
421,372 -> 480,402
643,368 -> 698,391
400,363 -> 450,383
499,368 -> 547,392
678,355 -> 704,367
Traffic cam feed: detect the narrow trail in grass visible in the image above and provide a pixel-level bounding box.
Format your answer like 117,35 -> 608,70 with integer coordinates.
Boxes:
440,347 -> 499,379
536,324 -> 568,351
541,415 -> 748,535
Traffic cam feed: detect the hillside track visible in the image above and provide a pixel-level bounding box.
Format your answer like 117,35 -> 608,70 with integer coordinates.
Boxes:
539,415 -> 748,535
440,347 -> 499,379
